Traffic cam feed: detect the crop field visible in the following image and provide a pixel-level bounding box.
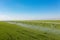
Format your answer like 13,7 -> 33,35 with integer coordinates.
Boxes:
15,20 -> 60,29
0,20 -> 60,40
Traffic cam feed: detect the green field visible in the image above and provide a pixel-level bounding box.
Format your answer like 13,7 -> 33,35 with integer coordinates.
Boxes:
15,20 -> 60,29
0,20 -> 60,40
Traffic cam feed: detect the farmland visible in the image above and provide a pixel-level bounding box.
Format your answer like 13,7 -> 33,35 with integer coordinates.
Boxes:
0,20 -> 60,40
15,20 -> 60,29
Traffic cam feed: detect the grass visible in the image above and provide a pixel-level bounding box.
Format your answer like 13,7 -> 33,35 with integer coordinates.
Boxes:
14,20 -> 60,29
0,21 -> 60,40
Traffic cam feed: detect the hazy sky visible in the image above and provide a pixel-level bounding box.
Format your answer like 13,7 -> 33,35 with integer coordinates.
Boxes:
0,0 -> 60,20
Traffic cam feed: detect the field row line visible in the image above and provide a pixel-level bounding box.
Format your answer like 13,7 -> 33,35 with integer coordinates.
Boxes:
40,22 -> 60,24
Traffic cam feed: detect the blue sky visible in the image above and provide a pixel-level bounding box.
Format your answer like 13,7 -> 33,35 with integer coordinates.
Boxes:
0,0 -> 60,20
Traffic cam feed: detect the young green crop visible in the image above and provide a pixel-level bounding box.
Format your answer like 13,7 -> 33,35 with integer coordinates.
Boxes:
0,21 -> 60,40
14,20 -> 60,29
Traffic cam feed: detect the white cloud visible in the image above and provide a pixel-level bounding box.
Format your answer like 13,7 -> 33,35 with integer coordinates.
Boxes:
0,13 -> 60,21
0,14 -> 12,21
0,14 -> 31,21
